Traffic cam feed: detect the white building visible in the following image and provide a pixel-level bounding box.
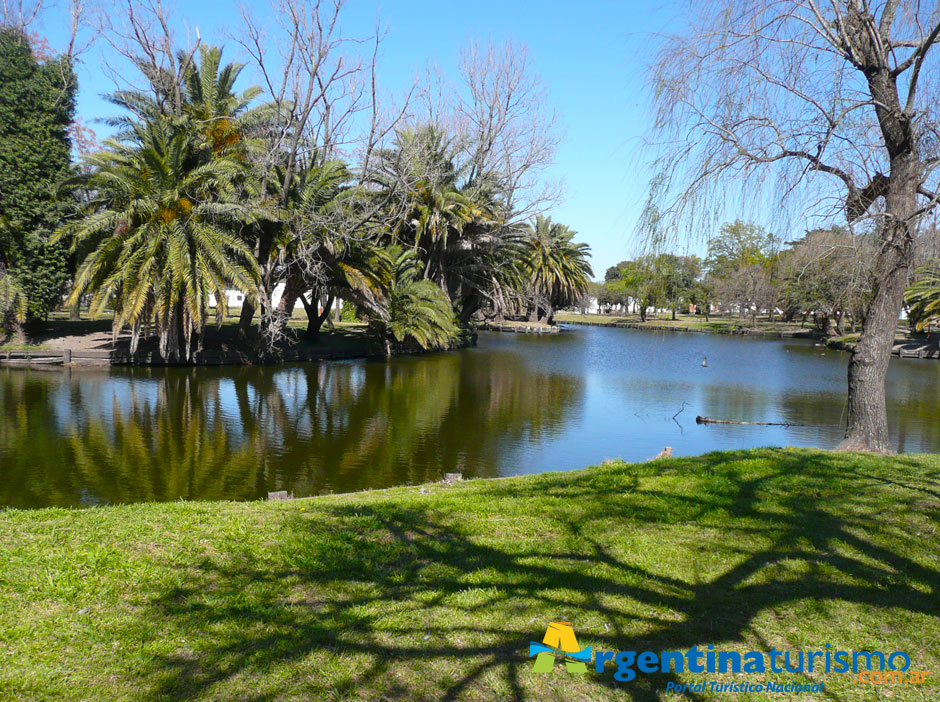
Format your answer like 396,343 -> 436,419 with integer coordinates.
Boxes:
210,283 -> 341,314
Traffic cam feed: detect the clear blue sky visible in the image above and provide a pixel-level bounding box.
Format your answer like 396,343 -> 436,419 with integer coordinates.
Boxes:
38,0 -> 686,279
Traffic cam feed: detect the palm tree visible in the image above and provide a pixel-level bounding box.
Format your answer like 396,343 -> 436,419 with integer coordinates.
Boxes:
370,247 -> 459,356
107,45 -> 266,144
905,264 -> 940,331
523,215 -> 593,324
268,157 -> 394,339
55,119 -> 260,362
375,125 -> 523,324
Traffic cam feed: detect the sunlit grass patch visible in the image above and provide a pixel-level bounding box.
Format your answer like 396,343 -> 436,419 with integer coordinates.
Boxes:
0,448 -> 938,700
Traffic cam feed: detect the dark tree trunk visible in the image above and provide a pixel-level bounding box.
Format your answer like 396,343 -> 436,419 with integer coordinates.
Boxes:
276,271 -> 306,319
240,226 -> 276,339
237,301 -> 255,338
839,201 -> 913,453
300,292 -> 333,339
838,58 -> 920,453
540,303 -> 554,325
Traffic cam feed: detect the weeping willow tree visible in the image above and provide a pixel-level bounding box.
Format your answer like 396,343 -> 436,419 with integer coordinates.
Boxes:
643,1 -> 940,453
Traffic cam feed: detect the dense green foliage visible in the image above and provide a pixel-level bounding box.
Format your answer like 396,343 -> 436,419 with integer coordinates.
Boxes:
374,125 -> 528,326
53,48 -> 591,361
1,448 -> 937,700
602,253 -> 701,321
56,119 -> 260,361
368,247 -> 460,354
55,47 -> 263,362
0,28 -> 75,320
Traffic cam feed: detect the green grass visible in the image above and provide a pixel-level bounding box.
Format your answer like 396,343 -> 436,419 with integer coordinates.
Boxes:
0,342 -> 51,351
555,312 -> 810,334
0,448 -> 938,701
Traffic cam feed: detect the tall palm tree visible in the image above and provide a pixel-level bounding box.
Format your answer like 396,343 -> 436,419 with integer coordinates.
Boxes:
523,215 -> 593,324
55,119 -> 260,362
107,45 -> 267,144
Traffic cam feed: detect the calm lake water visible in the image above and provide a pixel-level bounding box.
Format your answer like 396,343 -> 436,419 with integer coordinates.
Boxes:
2,325 -> 939,509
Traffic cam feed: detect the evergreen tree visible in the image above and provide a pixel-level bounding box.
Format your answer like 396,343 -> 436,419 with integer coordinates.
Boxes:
0,27 -> 76,320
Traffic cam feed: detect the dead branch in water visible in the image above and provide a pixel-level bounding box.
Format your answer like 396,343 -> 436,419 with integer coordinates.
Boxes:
695,416 -> 840,428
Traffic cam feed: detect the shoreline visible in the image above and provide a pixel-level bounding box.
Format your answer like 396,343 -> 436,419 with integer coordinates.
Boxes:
557,314 -> 940,361
5,313 -> 939,366
558,317 -> 815,339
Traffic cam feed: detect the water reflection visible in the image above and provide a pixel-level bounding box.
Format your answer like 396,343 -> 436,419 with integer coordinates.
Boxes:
1,326 -> 939,509
0,348 -> 582,508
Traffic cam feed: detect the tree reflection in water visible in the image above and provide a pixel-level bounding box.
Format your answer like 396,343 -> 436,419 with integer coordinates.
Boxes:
0,349 -> 583,508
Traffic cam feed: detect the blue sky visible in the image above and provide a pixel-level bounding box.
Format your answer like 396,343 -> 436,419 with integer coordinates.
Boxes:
38,0 -> 686,278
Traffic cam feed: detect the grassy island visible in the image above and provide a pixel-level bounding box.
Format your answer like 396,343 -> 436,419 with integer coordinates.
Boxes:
1,448 -> 938,701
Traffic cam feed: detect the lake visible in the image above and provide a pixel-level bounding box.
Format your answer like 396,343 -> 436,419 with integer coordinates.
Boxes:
2,325 -> 939,509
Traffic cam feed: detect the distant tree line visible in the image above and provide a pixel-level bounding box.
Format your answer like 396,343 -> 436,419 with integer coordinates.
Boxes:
591,219 -> 940,336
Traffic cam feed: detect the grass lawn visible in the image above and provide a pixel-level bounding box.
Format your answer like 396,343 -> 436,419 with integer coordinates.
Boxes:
555,312 -> 813,334
0,448 -> 938,701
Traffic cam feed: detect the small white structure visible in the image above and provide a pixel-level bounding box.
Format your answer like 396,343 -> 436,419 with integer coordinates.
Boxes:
210,283 -> 341,314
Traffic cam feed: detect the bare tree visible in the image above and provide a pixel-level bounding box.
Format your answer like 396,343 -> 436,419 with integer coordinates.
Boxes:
644,1 -> 940,452
457,40 -> 562,223
0,0 -> 43,29
91,0 -> 202,120
234,0 -> 411,346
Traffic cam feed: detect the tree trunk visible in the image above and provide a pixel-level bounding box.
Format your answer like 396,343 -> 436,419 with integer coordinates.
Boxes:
276,271 -> 306,319
237,301 -> 255,338
240,226 -> 276,339
540,303 -> 554,325
838,168 -> 915,453
300,292 -> 333,339
69,300 -> 81,321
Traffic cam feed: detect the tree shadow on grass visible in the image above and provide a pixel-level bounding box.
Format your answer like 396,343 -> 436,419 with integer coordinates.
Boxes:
140,449 -> 940,701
